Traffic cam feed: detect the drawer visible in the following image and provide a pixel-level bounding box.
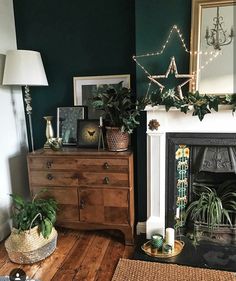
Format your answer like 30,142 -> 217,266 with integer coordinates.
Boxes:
31,187 -> 79,222
28,157 -> 77,170
30,171 -> 78,186
78,172 -> 129,187
76,158 -> 129,172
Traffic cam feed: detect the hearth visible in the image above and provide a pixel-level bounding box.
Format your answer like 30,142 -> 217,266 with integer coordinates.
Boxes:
133,234 -> 236,272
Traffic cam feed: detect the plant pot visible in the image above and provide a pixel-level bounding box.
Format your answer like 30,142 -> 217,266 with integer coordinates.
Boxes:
5,226 -> 58,264
106,127 -> 129,151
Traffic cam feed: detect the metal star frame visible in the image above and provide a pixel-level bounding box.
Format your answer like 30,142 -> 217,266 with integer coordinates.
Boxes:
148,57 -> 194,100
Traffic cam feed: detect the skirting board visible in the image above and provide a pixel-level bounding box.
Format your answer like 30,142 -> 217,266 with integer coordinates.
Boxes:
0,220 -> 11,242
136,221 -> 146,235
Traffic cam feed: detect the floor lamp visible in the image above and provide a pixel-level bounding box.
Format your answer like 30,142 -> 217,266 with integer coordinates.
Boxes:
2,50 -> 48,152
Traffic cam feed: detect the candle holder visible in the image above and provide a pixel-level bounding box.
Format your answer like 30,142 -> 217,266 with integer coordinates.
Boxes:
44,116 -> 54,149
151,233 -> 163,250
97,125 -> 105,151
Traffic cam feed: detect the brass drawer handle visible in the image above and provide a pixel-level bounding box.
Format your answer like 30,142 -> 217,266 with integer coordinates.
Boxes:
46,160 -> 53,169
104,176 -> 110,184
80,199 -> 85,209
103,162 -> 110,169
47,173 -> 54,180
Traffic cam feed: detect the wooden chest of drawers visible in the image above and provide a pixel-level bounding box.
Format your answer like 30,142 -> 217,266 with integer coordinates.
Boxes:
27,148 -> 134,245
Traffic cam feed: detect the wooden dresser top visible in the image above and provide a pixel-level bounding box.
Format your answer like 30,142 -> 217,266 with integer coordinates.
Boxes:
28,148 -> 133,157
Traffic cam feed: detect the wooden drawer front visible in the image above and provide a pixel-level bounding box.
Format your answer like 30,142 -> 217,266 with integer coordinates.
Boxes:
28,157 -> 77,170
79,189 -> 129,224
78,172 -> 129,187
30,171 -> 78,186
31,187 -> 79,221
77,158 -> 129,172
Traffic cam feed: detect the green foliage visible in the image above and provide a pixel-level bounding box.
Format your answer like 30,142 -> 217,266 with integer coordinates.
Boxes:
185,181 -> 236,231
10,189 -> 58,239
91,83 -> 150,134
149,89 -> 236,121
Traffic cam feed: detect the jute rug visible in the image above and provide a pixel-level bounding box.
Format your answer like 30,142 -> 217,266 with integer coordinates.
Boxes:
112,259 -> 236,281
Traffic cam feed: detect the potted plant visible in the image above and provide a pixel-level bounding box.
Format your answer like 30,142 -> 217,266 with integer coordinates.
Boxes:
91,83 -> 149,151
184,181 -> 236,242
5,190 -> 58,264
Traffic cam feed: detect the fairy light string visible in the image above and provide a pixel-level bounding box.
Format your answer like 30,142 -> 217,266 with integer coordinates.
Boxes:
133,25 -> 221,95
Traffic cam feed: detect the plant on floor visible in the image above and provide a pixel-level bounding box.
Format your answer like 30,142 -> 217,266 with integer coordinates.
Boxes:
11,189 -> 58,238
185,180 -> 236,232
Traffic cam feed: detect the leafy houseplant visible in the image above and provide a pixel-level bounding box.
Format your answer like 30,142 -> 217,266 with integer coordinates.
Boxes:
91,83 -> 149,151
5,190 -> 58,264
10,191 -> 58,238
184,181 -> 236,241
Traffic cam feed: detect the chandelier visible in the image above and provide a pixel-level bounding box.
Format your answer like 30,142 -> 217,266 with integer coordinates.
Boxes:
205,6 -> 234,50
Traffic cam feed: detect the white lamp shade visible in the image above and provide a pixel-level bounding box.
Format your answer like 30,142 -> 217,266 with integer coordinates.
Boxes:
2,50 -> 48,86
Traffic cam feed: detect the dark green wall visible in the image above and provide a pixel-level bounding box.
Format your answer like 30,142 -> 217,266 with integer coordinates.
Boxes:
13,0 -> 192,222
135,0 -> 191,221
13,0 -> 135,149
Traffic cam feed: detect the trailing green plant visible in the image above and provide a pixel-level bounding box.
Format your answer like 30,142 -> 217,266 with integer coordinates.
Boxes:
149,89 -> 236,121
91,82 -> 150,134
10,189 -> 58,238
185,180 -> 236,231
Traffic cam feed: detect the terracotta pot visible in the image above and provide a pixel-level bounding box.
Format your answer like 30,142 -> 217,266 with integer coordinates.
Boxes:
106,127 -> 129,151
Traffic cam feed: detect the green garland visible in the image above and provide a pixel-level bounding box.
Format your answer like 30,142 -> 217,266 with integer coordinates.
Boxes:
148,90 -> 236,121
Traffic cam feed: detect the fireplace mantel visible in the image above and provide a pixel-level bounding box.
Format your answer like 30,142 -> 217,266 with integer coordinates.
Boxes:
145,105 -> 236,238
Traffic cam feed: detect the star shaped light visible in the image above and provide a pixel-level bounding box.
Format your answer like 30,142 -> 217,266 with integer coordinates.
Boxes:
148,57 -> 194,100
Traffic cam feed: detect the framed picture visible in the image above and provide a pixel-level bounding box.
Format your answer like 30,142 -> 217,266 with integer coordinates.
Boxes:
57,106 -> 88,145
73,74 -> 130,118
77,119 -> 100,148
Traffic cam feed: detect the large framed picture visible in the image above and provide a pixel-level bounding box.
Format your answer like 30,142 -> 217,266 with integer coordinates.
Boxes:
77,119 -> 99,148
57,106 -> 88,145
73,74 -> 130,118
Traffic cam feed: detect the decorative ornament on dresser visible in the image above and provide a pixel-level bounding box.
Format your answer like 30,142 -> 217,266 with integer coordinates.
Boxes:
91,83 -> 150,151
43,116 -> 54,148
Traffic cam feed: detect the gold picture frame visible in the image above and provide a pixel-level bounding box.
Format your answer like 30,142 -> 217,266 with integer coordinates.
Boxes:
73,74 -> 130,119
190,0 -> 235,95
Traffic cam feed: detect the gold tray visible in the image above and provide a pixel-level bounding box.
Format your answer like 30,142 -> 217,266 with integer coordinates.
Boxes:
141,240 -> 184,258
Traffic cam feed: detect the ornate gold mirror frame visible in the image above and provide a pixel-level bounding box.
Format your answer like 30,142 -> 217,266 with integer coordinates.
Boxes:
190,0 -> 235,95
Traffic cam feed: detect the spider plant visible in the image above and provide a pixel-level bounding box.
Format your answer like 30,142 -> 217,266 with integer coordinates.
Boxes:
185,180 -> 236,231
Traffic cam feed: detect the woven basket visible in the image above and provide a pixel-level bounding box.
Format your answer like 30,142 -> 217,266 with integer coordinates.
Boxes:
5,226 -> 57,264
106,127 -> 129,151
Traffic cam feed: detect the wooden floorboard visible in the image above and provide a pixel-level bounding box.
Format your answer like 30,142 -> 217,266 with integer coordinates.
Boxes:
0,228 -> 134,281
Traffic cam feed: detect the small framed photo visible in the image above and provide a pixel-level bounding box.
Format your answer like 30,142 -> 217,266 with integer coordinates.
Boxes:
73,74 -> 130,118
77,119 -> 99,148
57,106 -> 88,145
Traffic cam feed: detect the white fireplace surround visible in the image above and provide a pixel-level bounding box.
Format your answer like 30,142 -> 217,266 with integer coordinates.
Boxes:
143,105 -> 236,239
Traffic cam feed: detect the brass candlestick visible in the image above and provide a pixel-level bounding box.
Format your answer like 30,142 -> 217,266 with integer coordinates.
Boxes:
44,116 -> 54,148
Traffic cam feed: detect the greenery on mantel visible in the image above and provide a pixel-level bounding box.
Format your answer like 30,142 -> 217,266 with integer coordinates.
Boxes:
148,89 -> 236,121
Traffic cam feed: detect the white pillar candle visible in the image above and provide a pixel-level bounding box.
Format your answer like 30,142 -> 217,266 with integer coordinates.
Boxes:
165,227 -> 175,250
99,116 -> 103,126
176,207 -> 180,219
